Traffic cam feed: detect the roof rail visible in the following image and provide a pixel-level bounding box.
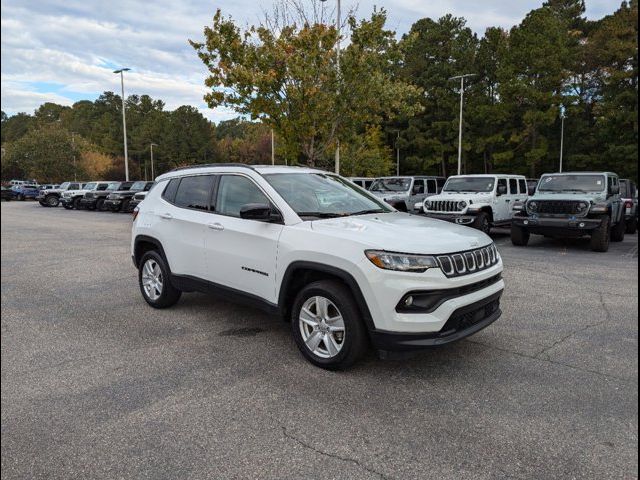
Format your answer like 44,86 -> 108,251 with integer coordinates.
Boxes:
169,163 -> 256,172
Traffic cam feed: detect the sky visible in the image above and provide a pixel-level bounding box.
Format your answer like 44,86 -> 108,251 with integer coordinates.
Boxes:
0,0 -> 620,123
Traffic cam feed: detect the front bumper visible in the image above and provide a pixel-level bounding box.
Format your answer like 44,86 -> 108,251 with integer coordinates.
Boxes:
104,199 -> 123,210
513,215 -> 602,234
371,290 -> 503,351
79,198 -> 97,208
423,212 -> 476,225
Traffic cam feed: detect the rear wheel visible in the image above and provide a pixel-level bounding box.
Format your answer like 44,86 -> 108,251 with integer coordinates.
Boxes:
291,280 -> 368,370
138,251 -> 182,308
610,216 -> 626,242
590,215 -> 610,252
473,212 -> 491,234
511,224 -> 530,246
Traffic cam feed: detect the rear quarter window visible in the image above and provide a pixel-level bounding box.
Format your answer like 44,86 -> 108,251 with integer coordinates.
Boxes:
162,178 -> 180,203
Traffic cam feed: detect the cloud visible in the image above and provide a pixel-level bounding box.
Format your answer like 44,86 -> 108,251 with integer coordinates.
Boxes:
1,0 -> 622,121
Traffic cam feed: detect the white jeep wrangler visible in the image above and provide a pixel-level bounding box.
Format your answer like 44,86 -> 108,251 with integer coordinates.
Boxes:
422,174 -> 529,234
131,165 -> 505,369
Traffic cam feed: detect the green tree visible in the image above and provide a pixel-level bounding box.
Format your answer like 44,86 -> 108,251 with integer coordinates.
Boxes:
190,1 -> 420,168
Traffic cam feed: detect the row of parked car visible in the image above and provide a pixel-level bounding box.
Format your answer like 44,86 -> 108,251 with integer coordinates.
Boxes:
349,172 -> 638,252
30,181 -> 154,212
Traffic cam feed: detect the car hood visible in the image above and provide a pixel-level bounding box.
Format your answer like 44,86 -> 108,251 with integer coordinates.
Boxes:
370,191 -> 409,200
426,192 -> 494,204
531,192 -> 607,203
310,212 -> 492,255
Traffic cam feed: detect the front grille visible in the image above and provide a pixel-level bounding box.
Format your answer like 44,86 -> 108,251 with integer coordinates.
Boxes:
85,192 -> 95,199
427,200 -> 463,212
436,244 -> 499,278
441,297 -> 501,333
133,193 -> 146,200
535,200 -> 584,216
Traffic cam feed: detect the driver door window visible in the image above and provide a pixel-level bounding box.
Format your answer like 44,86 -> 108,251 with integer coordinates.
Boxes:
216,175 -> 271,217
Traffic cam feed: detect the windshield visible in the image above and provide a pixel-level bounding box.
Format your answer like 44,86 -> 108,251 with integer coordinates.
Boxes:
369,178 -> 411,192
538,175 -> 606,193
444,177 -> 495,193
83,183 -> 97,191
58,182 -> 70,189
264,173 -> 392,219
106,183 -> 121,191
130,181 -> 146,191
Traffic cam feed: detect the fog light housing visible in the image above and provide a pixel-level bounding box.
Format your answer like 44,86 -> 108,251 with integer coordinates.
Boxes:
405,296 -> 414,307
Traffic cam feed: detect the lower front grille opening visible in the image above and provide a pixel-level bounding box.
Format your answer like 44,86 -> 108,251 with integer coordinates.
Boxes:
439,299 -> 500,335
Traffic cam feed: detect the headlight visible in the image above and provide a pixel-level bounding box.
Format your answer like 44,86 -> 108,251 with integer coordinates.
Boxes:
576,202 -> 589,213
528,201 -> 538,212
365,250 -> 439,273
457,200 -> 468,210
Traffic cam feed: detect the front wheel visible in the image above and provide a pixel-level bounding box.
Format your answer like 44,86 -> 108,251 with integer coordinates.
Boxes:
511,224 -> 530,246
45,195 -> 59,207
72,197 -> 82,210
138,251 -> 182,308
291,280 -> 368,370
610,216 -> 626,242
473,212 -> 491,234
590,215 -> 610,252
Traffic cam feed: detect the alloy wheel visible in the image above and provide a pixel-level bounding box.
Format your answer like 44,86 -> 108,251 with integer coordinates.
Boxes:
299,296 -> 345,358
141,259 -> 163,301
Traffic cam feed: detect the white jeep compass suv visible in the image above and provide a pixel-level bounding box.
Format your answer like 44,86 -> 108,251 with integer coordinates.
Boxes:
131,164 -> 505,369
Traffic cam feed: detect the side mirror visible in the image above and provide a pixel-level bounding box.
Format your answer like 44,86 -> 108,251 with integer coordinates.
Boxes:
497,185 -> 508,196
240,203 -> 279,222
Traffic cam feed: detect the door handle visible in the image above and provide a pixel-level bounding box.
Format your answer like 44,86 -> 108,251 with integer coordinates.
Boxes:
159,212 -> 173,219
208,223 -> 224,231
505,199 -> 511,202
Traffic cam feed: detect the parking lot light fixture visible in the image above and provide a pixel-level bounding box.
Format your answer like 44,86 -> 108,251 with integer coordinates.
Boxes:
113,68 -> 131,181
320,0 -> 341,174
150,143 -> 158,180
449,73 -> 476,176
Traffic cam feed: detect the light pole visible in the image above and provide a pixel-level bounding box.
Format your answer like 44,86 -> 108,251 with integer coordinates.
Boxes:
320,0 -> 341,174
150,142 -> 158,180
450,73 -> 476,175
559,109 -> 566,173
114,68 -> 131,181
396,131 -> 400,176
271,129 -> 275,165
71,131 -> 77,182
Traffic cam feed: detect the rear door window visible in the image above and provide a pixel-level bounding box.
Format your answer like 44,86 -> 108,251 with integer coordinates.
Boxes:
518,179 -> 527,194
173,175 -> 213,211
509,179 -> 518,194
162,178 -> 180,203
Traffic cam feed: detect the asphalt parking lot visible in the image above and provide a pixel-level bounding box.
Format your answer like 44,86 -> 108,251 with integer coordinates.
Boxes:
1,201 -> 638,479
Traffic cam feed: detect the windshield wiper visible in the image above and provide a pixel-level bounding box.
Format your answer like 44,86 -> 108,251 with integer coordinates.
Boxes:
349,209 -> 387,216
297,212 -> 345,218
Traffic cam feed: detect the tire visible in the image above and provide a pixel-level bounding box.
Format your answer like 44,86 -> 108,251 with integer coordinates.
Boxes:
18,194 -> 25,201
511,224 -> 530,246
39,200 -> 48,207
472,212 -> 491,234
625,216 -> 637,235
610,215 -> 625,242
290,280 -> 368,370
73,197 -> 83,210
45,195 -> 59,207
590,215 -> 610,252
121,199 -> 130,213
63,203 -> 73,210
95,198 -> 105,211
138,251 -> 182,308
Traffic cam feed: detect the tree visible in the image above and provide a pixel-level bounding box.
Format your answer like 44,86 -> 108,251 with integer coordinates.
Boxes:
190,1 -> 420,168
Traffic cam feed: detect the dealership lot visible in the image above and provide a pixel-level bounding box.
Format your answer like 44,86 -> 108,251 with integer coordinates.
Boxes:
1,202 -> 637,479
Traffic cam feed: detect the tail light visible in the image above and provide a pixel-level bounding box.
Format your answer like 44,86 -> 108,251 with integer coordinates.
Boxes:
132,206 -> 139,221
625,200 -> 633,208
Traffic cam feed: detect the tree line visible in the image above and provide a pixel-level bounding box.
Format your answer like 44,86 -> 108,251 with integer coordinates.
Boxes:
1,0 -> 637,183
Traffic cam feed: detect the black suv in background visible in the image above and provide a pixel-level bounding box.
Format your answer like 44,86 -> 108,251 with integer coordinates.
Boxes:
104,181 -> 154,212
620,179 -> 638,234
37,182 -> 85,207
80,182 -> 133,211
